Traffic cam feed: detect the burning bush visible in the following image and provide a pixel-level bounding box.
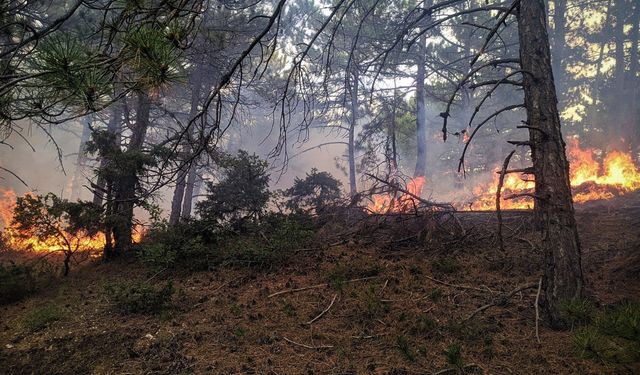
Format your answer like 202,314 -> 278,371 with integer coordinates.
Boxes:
10,193 -> 103,275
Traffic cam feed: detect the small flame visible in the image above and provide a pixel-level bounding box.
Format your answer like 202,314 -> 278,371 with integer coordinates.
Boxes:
367,176 -> 426,213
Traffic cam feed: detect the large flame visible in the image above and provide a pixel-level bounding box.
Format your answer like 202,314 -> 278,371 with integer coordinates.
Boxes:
367,139 -> 640,213
367,176 -> 426,213
0,188 -> 144,253
461,138 -> 640,211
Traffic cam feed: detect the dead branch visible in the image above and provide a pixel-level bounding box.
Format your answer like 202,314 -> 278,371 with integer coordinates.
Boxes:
305,294 -> 338,325
424,275 -> 489,293
365,173 -> 454,211
268,276 -> 378,298
535,277 -> 542,344
496,150 -> 516,252
282,336 -> 333,350
465,281 -> 538,321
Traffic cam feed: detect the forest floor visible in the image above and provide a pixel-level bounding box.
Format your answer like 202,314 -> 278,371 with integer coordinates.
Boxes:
1,196 -> 640,375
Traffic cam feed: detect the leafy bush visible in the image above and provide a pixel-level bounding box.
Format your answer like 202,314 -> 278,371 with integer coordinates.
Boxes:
561,297 -> 596,327
444,343 -> 465,370
139,224 -> 212,271
572,300 -> 640,363
0,263 -> 39,305
104,280 -> 174,314
197,150 -> 270,229
23,304 -> 63,332
284,168 -> 343,215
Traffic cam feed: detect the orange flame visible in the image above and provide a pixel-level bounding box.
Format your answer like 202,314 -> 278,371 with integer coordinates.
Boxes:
1,188 -> 145,253
461,138 -> 640,211
367,176 -> 426,213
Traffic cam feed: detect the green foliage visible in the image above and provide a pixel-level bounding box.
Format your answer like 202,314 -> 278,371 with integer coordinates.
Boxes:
396,335 -> 415,362
572,300 -> 640,364
0,263 -> 39,305
12,193 -> 103,251
104,280 -> 174,314
443,343 -> 465,370
561,297 -> 596,327
123,27 -> 184,90
31,33 -> 111,110
139,222 -> 211,271
429,288 -> 444,302
23,304 -> 63,332
197,150 -> 270,228
284,168 -> 343,214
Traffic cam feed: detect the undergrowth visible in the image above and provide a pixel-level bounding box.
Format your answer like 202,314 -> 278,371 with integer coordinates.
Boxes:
571,300 -> 640,364
22,304 -> 63,332
103,280 -> 175,315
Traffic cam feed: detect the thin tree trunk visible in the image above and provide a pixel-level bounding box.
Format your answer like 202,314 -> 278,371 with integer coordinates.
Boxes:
414,32 -> 428,179
181,164 -> 198,219
112,90 -> 150,254
627,1 -> 639,144
93,99 -> 123,206
70,116 -> 93,200
517,0 -> 584,329
169,81 -> 202,224
348,68 -> 358,198
613,0 -> 626,143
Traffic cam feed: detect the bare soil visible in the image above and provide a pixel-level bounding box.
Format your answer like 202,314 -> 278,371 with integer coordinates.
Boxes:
1,198 -> 639,375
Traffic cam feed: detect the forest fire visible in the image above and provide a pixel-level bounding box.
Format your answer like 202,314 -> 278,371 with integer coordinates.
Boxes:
367,176 -> 426,213
0,188 -> 144,253
367,139 -> 640,213
463,138 -> 640,210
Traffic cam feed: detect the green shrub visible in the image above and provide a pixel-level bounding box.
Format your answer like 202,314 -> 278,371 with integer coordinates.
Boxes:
104,280 -> 174,314
412,314 -> 437,336
595,301 -> 640,342
396,335 -> 415,362
443,343 -> 465,370
23,304 -> 63,332
561,297 -> 596,327
0,263 -> 39,305
571,300 -> 640,364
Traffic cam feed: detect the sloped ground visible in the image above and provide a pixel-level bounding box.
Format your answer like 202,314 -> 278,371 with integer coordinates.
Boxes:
1,201 -> 639,374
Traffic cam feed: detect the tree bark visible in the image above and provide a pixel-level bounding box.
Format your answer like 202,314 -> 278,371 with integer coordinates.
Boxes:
93,99 -> 123,206
550,0 -> 566,102
70,115 -> 93,200
348,67 -> 358,198
414,32 -> 428,179
169,81 -> 202,224
181,164 -> 198,219
112,90 -> 150,255
517,0 -> 584,329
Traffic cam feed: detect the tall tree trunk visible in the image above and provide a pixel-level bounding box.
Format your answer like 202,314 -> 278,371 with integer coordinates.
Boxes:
112,91 -> 150,255
181,165 -> 198,219
414,32 -> 428,179
70,116 -> 93,200
551,0 -> 567,103
613,0 -> 627,144
93,99 -> 123,206
169,81 -> 202,224
348,68 -> 358,198
627,1 -> 639,144
517,0 -> 584,329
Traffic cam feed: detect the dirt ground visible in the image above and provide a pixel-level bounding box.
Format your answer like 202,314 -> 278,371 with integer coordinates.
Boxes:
1,199 -> 639,374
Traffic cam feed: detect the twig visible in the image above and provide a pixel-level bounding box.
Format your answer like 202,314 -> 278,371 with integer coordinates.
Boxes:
282,336 -> 333,349
305,294 -> 338,325
424,275 -> 489,293
535,277 -> 542,344
465,282 -> 538,321
268,276 -> 378,298
497,150 -> 516,252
